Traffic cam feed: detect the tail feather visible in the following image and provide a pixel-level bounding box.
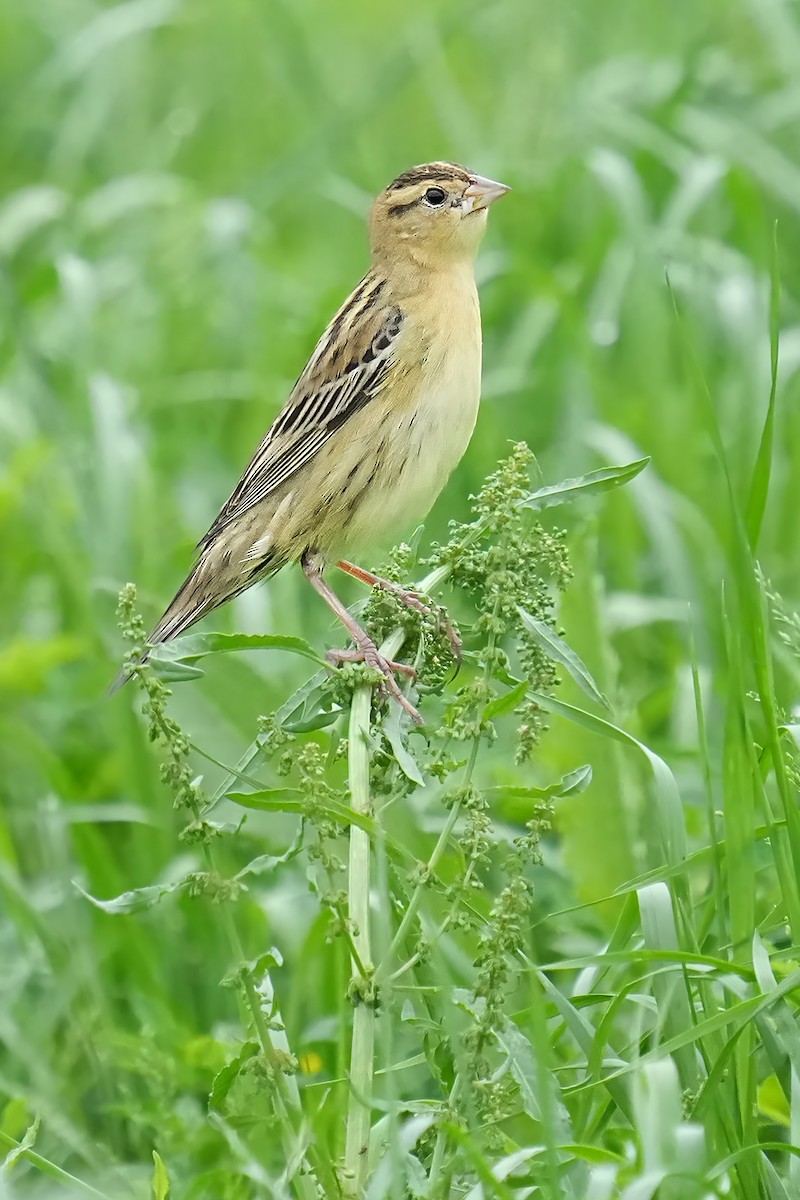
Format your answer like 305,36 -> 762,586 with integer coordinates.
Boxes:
110,544 -> 281,694
109,567 -> 217,694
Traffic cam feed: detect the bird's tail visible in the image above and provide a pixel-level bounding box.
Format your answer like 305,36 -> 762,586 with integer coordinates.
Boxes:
110,526 -> 285,694
109,561 -> 224,694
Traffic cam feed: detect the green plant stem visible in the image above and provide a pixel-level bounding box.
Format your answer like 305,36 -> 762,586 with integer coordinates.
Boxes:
341,620 -> 419,1195
427,1074 -> 464,1196
377,601 -> 498,983
0,1133 -> 114,1200
378,736 -> 480,980
202,843 -> 318,1200
384,856 -> 480,985
343,675 -> 377,1197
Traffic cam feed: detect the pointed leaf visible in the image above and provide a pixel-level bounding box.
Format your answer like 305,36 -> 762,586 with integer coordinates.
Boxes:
384,701 -> 425,786
484,680 -> 528,720
522,459 -> 649,511
519,608 -> 609,710
74,879 -> 183,914
151,1151 -> 170,1200
151,632 -> 326,668
2,1114 -> 40,1170
528,690 -> 686,867
236,826 -> 305,880
486,764 -> 592,804
209,1042 -> 259,1113
745,220 -> 780,550
226,790 -> 382,838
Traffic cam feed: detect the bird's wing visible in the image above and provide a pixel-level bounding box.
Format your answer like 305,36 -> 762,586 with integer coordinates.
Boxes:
200,275 -> 403,548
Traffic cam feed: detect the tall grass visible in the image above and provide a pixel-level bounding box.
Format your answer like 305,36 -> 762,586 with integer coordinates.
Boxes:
1,0 -> 800,1196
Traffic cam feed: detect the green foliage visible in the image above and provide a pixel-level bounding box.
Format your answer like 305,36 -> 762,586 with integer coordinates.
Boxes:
2,0 -> 800,1197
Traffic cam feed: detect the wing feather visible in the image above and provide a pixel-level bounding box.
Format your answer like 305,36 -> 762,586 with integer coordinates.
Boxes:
200,275 -> 402,548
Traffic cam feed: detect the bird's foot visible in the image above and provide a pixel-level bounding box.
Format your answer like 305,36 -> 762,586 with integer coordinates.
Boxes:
337,561 -> 462,664
385,585 -> 463,665
326,638 -> 422,725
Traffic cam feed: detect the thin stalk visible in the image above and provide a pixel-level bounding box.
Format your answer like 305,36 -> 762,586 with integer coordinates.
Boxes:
340,623 -> 410,1195
0,1133 -> 114,1200
342,678 -> 377,1197
377,600 -> 498,982
427,1074 -> 464,1196
378,737 -> 480,979
203,843 -> 318,1200
384,855 -> 480,985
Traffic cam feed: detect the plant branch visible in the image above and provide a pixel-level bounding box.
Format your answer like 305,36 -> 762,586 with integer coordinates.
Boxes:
342,669 -> 379,1196
203,843 -> 318,1200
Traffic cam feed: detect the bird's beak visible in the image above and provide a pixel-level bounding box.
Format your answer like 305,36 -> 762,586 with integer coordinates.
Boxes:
463,174 -> 510,214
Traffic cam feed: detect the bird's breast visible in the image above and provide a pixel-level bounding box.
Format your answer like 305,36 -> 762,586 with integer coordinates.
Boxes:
338,277 -> 482,551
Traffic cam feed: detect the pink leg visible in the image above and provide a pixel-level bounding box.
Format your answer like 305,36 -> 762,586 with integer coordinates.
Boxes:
302,553 -> 423,725
337,559 -> 462,663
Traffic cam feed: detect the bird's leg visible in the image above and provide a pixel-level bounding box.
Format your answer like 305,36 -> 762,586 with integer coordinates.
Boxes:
302,552 -> 423,725
337,559 -> 462,663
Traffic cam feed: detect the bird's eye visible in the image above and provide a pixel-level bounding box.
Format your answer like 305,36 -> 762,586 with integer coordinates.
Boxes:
423,186 -> 447,207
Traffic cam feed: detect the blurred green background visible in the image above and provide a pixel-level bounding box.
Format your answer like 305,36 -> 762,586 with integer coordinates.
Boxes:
1,0 -> 798,1194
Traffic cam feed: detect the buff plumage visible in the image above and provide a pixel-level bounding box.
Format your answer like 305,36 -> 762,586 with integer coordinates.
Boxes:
116,161 -> 509,721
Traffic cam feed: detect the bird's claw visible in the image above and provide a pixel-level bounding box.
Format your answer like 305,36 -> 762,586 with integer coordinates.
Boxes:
326,642 -> 423,724
387,586 -> 463,667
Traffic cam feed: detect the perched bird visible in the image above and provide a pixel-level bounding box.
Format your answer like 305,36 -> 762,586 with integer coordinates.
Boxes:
117,162 -> 509,722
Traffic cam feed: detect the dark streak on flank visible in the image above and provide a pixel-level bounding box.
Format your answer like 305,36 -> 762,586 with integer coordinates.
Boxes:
345,479 -> 370,518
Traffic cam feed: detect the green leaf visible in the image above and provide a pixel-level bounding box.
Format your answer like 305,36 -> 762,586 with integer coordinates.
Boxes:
745,220 -> 780,550
0,635 -> 83,693
74,879 -> 183,914
208,1041 -> 259,1113
225,787 -> 303,811
235,826 -> 305,880
518,607 -> 609,709
522,458 -> 649,511
758,1075 -> 790,1127
638,883 -> 701,1092
532,967 -> 634,1123
752,931 -> 800,1085
149,659 -> 205,683
494,1019 -> 545,1121
486,763 -> 592,803
0,186 -> 66,255
556,764 -> 594,797
527,690 -> 687,870
365,1113 -> 438,1200
275,670 -> 332,724
150,631 -> 326,668
483,679 -> 528,719
282,708 -> 340,733
2,1113 -> 40,1171
151,1151 -> 170,1200
226,790 -> 382,838
0,1099 -> 30,1142
384,699 -> 425,786
222,948 -> 283,988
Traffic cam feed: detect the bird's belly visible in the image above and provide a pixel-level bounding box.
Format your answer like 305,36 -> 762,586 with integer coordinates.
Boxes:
339,346 -> 481,553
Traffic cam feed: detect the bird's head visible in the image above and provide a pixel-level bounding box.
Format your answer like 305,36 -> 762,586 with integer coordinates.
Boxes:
369,161 -> 509,268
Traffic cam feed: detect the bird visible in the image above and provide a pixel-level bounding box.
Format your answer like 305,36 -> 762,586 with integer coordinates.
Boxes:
115,162 -> 509,723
